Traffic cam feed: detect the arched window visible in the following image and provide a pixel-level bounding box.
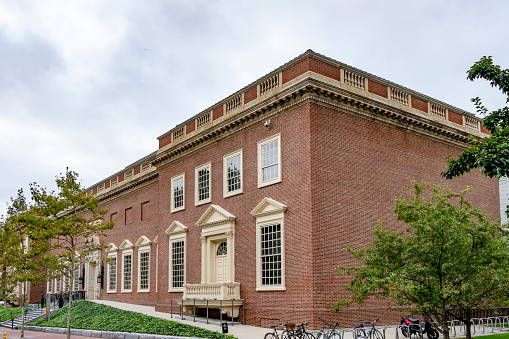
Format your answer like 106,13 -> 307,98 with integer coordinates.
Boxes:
216,242 -> 227,256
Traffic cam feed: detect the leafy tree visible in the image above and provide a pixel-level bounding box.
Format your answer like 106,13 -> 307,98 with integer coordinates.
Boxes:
0,189 -> 59,338
29,169 -> 115,339
335,183 -> 509,339
443,56 -> 509,180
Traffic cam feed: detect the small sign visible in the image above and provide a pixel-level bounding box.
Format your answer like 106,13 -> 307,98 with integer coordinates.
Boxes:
221,322 -> 228,334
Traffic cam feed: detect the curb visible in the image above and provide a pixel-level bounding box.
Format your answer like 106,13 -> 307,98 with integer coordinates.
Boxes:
23,326 -> 203,339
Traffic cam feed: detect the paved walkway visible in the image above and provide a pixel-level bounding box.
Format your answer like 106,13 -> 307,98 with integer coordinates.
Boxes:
0,327 -> 91,339
92,299 -> 268,339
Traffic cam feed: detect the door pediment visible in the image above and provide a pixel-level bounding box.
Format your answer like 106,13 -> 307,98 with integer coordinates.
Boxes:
251,197 -> 287,218
196,205 -> 236,229
165,221 -> 188,236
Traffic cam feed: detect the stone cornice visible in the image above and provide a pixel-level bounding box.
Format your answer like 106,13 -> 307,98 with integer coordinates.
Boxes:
153,77 -> 480,169
97,172 -> 159,204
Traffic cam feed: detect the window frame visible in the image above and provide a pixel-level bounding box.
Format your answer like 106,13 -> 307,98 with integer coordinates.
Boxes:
107,253 -> 117,293
223,149 -> 243,198
121,249 -> 133,293
257,134 -> 282,188
137,247 -> 151,292
169,237 -> 186,292
171,173 -> 186,213
195,163 -> 212,206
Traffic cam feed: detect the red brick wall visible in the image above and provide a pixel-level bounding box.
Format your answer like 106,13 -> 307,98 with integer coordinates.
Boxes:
118,173 -> 125,183
213,106 -> 223,120
283,57 -> 310,84
411,96 -> 428,113
186,120 -> 195,134
448,110 -> 463,125
310,103 -> 499,328
244,86 -> 257,104
159,134 -> 172,149
134,166 -> 140,175
481,122 -> 490,135
368,80 -> 388,98
283,57 -> 341,84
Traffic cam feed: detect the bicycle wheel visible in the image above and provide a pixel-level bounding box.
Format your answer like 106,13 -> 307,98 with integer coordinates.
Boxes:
329,331 -> 342,339
302,333 -> 316,339
427,328 -> 439,339
315,332 -> 323,339
264,333 -> 277,339
370,329 -> 383,339
356,328 -> 367,339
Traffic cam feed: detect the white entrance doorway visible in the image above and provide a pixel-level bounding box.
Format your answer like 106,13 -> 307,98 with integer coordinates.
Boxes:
86,264 -> 96,299
215,242 -> 228,283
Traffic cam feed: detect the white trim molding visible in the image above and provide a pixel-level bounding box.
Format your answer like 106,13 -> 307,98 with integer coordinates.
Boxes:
223,149 -> 243,198
166,221 -> 188,292
257,134 -> 282,188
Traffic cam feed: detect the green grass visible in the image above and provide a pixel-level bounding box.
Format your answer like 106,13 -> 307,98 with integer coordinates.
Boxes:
31,301 -> 237,339
475,334 -> 509,339
0,306 -> 26,322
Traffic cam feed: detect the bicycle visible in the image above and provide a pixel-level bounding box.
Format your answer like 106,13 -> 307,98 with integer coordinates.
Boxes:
264,322 -> 297,339
315,318 -> 341,339
295,322 -> 316,339
355,319 -> 382,339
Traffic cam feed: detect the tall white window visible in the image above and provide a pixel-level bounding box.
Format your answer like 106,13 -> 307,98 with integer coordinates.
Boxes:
73,265 -> 80,291
48,279 -> 53,293
258,134 -> 282,187
223,150 -> 243,197
195,163 -> 211,205
108,255 -> 117,293
64,270 -> 70,291
122,252 -> 132,292
171,173 -> 185,213
136,236 -> 152,292
166,221 -> 188,292
252,197 -> 287,291
172,241 -> 185,289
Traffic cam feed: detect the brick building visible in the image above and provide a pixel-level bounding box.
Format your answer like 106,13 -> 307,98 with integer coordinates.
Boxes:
46,50 -> 499,328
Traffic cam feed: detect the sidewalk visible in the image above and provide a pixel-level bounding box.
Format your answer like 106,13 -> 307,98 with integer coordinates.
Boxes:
92,299 -> 268,339
0,327 -> 91,339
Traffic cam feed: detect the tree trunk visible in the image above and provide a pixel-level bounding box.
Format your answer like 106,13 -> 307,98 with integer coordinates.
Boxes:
20,281 -> 26,338
66,260 -> 74,339
465,309 -> 472,339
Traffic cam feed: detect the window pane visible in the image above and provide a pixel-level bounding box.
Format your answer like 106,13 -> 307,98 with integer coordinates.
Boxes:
261,224 -> 282,286
262,140 -> 279,182
227,155 -> 241,192
173,177 -> 184,209
109,257 -> 116,291
140,252 -> 149,290
172,241 -> 185,288
198,167 -> 210,201
123,254 -> 132,290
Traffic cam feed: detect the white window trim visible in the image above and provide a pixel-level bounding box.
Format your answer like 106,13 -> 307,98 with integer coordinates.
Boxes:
166,221 -> 188,292
47,279 -> 53,294
171,173 -> 186,213
257,134 -> 282,188
223,149 -> 243,198
107,253 -> 118,293
121,248 -> 133,293
195,162 -> 212,206
251,197 -> 287,291
136,236 -> 152,293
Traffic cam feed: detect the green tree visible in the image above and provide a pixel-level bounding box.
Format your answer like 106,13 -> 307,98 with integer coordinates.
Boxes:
29,169 -> 114,339
0,189 -> 59,337
335,183 -> 509,339
443,56 -> 509,181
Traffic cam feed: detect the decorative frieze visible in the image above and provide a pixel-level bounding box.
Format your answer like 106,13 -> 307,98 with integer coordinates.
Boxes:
260,74 -> 279,96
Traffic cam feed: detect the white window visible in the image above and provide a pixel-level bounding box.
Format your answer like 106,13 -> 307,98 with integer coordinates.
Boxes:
47,279 -> 53,293
64,270 -> 70,291
171,173 -> 185,213
251,197 -> 287,291
195,163 -> 211,206
165,221 -> 188,292
122,250 -> 132,292
73,265 -> 80,292
223,150 -> 243,198
55,278 -> 60,292
108,255 -> 117,293
257,134 -> 282,188
136,236 -> 152,292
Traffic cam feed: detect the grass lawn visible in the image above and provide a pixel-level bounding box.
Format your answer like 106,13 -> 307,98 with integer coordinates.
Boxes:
31,300 -> 236,339
476,334 -> 509,339
0,306 -> 26,322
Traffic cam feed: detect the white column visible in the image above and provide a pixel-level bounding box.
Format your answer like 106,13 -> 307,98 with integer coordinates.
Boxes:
226,231 -> 235,283
200,236 -> 207,283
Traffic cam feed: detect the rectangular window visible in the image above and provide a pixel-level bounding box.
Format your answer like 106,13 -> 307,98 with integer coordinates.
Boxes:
172,241 -> 185,289
139,251 -> 150,291
55,278 -> 60,292
260,224 -> 282,286
123,254 -> 132,291
108,256 -> 117,292
195,163 -> 211,205
73,266 -> 79,291
258,134 -> 282,187
64,271 -> 69,291
48,279 -> 53,293
223,150 -> 243,197
171,173 -> 185,213
125,208 -> 132,225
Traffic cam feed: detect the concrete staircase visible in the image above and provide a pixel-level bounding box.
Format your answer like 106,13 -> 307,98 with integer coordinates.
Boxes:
0,302 -> 62,329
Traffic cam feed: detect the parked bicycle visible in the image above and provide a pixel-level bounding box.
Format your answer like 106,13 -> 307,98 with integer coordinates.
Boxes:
355,319 -> 382,339
295,322 -> 316,339
315,318 -> 341,339
264,322 -> 297,339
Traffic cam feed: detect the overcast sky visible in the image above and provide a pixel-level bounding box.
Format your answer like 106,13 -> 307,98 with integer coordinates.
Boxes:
0,0 -> 508,217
